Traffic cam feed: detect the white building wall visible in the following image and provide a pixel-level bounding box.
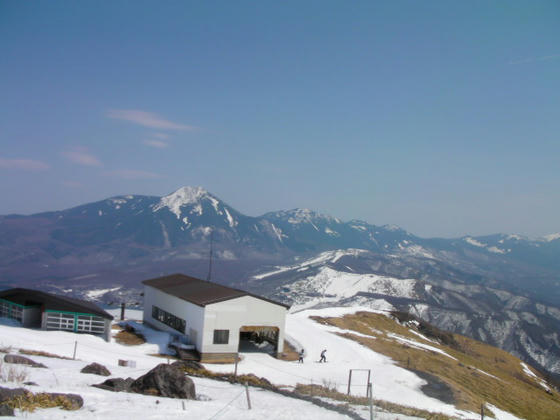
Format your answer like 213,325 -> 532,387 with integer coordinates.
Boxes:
143,286 -> 205,349
201,295 -> 287,354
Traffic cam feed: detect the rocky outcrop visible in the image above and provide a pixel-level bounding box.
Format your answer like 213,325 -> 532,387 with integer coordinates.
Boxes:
93,377 -> 135,392
93,364 -> 196,399
130,364 -> 195,399
3,355 -> 46,368
81,362 -> 111,376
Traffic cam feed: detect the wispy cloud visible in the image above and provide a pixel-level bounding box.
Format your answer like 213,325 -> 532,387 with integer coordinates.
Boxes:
143,139 -> 169,148
61,147 -> 102,167
153,132 -> 170,139
509,54 -> 560,65
0,157 -> 50,171
105,169 -> 164,180
107,109 -> 196,131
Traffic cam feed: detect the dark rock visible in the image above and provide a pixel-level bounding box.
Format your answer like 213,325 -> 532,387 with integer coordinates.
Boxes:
0,387 -> 26,403
3,355 -> 46,368
43,393 -> 83,410
130,364 -> 195,399
0,404 -> 14,416
92,377 -> 135,392
81,362 -> 111,376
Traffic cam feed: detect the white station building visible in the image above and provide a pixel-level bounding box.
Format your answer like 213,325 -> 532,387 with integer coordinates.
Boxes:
142,273 -> 289,361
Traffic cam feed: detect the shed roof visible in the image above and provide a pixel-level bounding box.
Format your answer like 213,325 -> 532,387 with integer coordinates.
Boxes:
0,288 -> 114,319
142,273 -> 290,309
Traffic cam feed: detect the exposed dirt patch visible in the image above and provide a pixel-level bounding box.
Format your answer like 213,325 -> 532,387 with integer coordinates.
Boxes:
114,325 -> 146,346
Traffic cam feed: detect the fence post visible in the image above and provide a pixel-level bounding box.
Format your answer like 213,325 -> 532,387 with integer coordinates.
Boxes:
347,369 -> 352,395
234,355 -> 239,377
481,403 -> 484,420
72,341 -> 77,360
368,382 -> 373,420
245,382 -> 252,410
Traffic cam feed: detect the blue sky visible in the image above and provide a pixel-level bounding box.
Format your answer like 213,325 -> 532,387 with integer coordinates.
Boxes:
1,1 -> 559,238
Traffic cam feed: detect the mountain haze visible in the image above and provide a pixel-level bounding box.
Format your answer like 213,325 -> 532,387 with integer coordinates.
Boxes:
1,186 -> 559,380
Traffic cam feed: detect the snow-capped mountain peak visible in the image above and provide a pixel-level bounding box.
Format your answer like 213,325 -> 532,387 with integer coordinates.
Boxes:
266,208 -> 338,225
152,186 -> 217,219
541,233 -> 560,242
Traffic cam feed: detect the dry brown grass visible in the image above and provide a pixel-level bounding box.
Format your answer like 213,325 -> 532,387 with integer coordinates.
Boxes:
5,391 -> 80,412
277,340 -> 300,361
311,312 -> 560,420
295,383 -> 456,420
0,360 -> 28,383
114,325 -> 146,346
19,349 -> 73,360
178,362 -> 274,388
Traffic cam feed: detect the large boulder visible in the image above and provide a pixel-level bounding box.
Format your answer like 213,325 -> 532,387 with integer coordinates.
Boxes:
3,355 -> 46,368
130,364 -> 195,399
0,404 -> 14,416
0,387 -> 26,404
93,377 -> 134,392
81,363 -> 111,376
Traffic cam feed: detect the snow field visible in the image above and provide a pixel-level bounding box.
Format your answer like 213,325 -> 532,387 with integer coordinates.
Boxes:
0,306 -> 523,419
0,322 -> 351,419
207,307 -> 479,419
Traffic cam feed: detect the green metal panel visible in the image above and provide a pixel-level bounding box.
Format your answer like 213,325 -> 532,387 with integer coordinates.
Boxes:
0,297 -> 39,308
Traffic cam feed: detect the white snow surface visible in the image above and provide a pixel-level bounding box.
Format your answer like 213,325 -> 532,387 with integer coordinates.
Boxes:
253,249 -> 369,280
487,246 -> 507,254
208,307 -> 478,418
152,186 -> 210,219
285,266 -> 417,305
85,287 -> 121,300
486,404 -> 524,420
464,237 -> 486,247
386,333 -> 457,360
541,232 -> 560,242
0,306 -> 525,419
520,362 -> 550,391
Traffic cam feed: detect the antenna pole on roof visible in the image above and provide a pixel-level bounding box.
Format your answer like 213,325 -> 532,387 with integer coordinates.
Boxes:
206,229 -> 214,282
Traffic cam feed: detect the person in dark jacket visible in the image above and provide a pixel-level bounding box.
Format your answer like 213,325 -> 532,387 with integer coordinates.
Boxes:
319,349 -> 327,363
298,348 -> 304,363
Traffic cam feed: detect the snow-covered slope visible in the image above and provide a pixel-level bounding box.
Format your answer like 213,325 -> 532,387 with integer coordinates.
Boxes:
2,306 -> 538,419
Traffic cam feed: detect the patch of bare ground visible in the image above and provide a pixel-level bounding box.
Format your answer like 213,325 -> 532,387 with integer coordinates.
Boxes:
114,325 -> 146,346
19,349 -> 73,360
311,312 -> 560,420
295,383 -> 457,420
277,340 -> 300,361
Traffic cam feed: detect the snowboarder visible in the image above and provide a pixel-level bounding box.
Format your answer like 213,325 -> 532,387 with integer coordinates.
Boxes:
298,348 -> 304,363
319,349 -> 327,363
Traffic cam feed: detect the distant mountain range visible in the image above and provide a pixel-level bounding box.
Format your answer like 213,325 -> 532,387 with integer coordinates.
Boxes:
1,186 -> 559,379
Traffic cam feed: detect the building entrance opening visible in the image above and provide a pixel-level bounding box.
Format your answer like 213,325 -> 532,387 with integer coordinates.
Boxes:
238,326 -> 279,355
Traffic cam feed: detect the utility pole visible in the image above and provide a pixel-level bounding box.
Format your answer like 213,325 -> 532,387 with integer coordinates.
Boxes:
206,230 -> 214,282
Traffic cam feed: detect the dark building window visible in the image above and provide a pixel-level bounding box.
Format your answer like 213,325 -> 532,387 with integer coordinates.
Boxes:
152,305 -> 186,333
213,329 -> 229,344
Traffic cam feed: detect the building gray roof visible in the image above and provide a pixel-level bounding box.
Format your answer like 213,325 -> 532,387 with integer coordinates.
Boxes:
142,273 -> 290,309
0,288 -> 114,319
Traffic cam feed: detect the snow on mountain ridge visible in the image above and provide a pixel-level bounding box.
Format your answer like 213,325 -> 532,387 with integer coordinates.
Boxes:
541,233 -> 560,242
269,208 -> 339,225
152,186 -> 222,220
281,266 -> 418,307
253,249 -> 369,280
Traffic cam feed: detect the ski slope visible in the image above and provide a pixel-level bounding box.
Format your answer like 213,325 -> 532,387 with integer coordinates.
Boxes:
0,307 -> 522,419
